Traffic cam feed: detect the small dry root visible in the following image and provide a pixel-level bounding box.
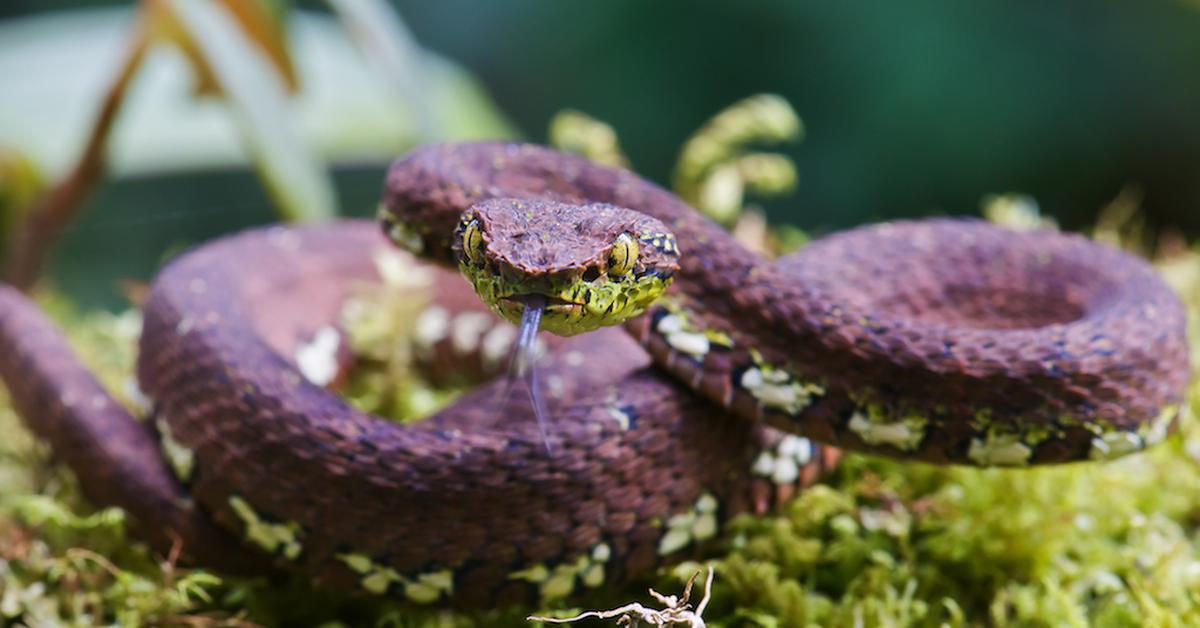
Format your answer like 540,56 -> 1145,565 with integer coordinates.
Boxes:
528,567 -> 714,627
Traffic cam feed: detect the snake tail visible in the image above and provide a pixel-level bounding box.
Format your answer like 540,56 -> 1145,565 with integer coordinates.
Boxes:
0,286 -> 258,574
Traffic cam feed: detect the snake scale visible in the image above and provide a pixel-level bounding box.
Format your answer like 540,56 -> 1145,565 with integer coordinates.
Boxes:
0,141 -> 1190,609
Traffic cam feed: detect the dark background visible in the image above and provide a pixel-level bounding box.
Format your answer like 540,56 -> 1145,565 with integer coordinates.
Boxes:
4,1 -> 1200,307
397,1 -> 1200,233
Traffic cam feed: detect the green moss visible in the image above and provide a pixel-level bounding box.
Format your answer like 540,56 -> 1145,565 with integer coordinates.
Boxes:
666,413 -> 1200,626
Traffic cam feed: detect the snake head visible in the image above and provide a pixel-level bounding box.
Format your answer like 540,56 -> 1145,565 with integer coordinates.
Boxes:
453,198 -> 680,336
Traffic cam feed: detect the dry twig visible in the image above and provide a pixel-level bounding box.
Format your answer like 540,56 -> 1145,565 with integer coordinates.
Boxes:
528,567 -> 714,627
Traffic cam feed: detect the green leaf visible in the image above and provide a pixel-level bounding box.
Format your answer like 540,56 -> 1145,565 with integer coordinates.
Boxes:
326,0 -> 439,141
159,0 -> 337,221
0,9 -> 515,177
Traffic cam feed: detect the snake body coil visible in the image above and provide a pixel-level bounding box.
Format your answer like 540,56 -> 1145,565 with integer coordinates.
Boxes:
384,142 -> 1190,466
0,222 -> 834,608
0,142 -> 1190,608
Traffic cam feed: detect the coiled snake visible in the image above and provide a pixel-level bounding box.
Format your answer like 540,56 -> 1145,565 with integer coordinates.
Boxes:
0,142 -> 1188,608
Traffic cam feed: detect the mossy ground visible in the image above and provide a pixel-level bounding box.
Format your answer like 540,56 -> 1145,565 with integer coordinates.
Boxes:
0,205 -> 1197,627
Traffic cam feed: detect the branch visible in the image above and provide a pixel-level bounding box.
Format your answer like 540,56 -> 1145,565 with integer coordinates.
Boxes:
4,19 -> 150,291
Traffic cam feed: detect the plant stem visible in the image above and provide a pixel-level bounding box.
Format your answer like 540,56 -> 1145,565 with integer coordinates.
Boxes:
4,20 -> 150,291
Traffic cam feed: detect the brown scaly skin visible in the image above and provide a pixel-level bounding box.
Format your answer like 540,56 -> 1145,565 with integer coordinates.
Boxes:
0,287 -> 256,574
384,141 -> 1190,465
0,221 -> 835,608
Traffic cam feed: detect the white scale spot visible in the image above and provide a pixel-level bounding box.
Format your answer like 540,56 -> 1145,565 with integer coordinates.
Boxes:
667,332 -> 711,357
541,569 -> 577,600
1143,405 -> 1177,448
565,351 -> 585,367
740,367 -> 823,414
582,564 -> 605,588
481,324 -> 517,365
371,247 -> 432,287
778,434 -> 813,464
1089,431 -> 1143,461
294,326 -> 341,386
752,451 -> 776,477
387,221 -> 424,254
657,493 -> 721,556
111,310 -> 142,341
546,374 -> 565,398
339,552 -> 373,573
266,227 -> 302,251
405,570 -> 454,604
451,311 -> 493,355
228,496 -> 303,560
692,512 -> 718,542
606,406 -> 632,430
156,418 -> 195,482
657,528 -> 692,556
507,541 -> 613,601
362,569 -> 401,595
847,412 -> 923,451
656,314 -> 711,358
752,435 -> 814,485
509,563 -> 549,583
414,306 -> 450,347
122,378 -> 151,412
772,456 -> 800,485
967,434 -> 1033,467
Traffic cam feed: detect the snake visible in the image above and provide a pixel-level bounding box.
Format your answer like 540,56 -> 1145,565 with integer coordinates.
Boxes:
0,141 -> 1190,610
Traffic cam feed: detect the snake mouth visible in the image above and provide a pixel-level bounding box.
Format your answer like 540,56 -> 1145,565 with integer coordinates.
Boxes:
498,293 -> 584,318
502,293 -> 581,308
460,261 -> 673,336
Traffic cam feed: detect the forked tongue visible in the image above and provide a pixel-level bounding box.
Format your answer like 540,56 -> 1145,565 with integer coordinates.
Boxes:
505,294 -> 553,454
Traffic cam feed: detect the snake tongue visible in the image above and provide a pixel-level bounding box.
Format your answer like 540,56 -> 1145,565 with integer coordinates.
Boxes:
512,294 -> 543,376
509,294 -> 553,454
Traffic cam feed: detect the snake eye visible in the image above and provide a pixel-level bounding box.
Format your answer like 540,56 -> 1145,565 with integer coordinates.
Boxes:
608,233 -> 638,276
461,219 -> 485,265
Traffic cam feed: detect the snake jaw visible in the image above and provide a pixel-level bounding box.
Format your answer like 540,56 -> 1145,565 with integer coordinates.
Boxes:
462,261 -> 673,336
501,293 -> 583,309
496,293 -> 585,324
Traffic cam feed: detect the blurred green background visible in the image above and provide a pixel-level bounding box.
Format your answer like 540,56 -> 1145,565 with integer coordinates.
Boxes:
3,0 -> 1200,308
